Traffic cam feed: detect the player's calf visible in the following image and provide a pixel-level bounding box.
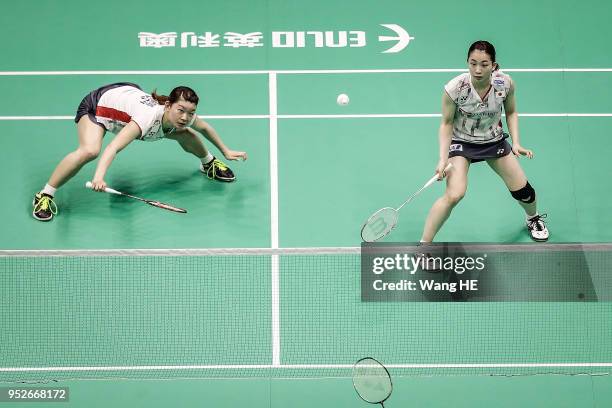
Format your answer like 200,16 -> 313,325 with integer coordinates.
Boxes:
510,182 -> 549,241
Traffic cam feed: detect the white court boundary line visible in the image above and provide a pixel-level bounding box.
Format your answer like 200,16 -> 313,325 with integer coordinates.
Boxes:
268,72 -> 281,367
2,243 -> 611,256
1,68 -> 612,75
1,243 -> 611,256
2,363 -> 612,373
1,113 -> 612,121
0,115 -> 270,120
1,68 -> 610,120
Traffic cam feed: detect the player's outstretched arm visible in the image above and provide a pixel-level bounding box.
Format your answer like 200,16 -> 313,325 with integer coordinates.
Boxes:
191,117 -> 248,161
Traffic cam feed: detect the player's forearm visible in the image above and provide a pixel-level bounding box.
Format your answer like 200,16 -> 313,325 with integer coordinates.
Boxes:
506,111 -> 520,144
92,125 -> 137,181
93,148 -> 117,181
438,122 -> 453,160
200,126 -> 229,154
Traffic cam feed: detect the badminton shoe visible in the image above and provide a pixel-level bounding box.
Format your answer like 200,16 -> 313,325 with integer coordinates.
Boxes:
32,192 -> 57,221
413,245 -> 442,273
201,157 -> 235,182
526,213 -> 549,242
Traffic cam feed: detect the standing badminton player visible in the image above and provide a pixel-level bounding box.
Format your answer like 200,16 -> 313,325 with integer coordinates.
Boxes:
32,83 -> 247,221
421,41 -> 549,242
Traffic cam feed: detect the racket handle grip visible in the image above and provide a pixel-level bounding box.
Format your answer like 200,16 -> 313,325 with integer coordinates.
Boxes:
85,181 -> 121,195
424,162 -> 454,188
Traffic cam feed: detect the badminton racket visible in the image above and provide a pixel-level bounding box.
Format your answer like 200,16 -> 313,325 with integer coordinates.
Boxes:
361,162 -> 452,242
85,181 -> 187,214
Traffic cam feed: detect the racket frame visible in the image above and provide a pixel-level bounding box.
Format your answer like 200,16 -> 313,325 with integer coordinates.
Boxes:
352,357 -> 393,407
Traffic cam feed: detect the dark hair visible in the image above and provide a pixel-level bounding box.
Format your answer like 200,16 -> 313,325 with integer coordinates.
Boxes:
467,40 -> 499,70
151,86 -> 199,105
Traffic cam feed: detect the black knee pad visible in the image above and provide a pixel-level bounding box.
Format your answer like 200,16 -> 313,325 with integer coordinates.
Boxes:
510,181 -> 536,203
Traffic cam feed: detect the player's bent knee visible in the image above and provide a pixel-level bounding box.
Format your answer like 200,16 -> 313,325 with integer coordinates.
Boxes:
510,181 -> 536,204
446,190 -> 465,206
78,147 -> 100,162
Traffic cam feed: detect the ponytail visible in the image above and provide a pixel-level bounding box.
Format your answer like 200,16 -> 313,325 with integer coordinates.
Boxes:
151,90 -> 169,105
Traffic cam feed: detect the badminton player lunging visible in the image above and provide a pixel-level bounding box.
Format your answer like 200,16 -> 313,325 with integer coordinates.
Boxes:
32,83 -> 247,221
421,41 -> 549,242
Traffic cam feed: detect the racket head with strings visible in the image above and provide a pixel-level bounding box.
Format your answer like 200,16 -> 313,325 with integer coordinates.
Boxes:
360,207 -> 399,242
353,357 -> 393,406
360,162 -> 454,242
146,200 -> 187,213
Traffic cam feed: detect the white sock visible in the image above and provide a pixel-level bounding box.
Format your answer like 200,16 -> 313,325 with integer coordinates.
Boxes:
527,213 -> 539,221
200,153 -> 214,165
41,184 -> 57,197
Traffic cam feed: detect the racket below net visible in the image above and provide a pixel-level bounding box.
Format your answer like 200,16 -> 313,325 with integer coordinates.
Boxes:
353,357 -> 393,408
85,181 -> 187,214
360,162 -> 452,242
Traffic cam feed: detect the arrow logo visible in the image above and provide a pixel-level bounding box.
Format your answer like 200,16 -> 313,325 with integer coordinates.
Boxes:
378,24 -> 414,53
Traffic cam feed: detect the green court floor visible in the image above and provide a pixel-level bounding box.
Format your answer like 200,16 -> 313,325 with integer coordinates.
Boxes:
0,74 -> 610,248
1,0 -> 612,407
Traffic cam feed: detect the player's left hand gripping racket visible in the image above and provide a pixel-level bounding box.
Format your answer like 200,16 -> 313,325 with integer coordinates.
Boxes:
85,181 -> 187,214
360,162 -> 452,242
